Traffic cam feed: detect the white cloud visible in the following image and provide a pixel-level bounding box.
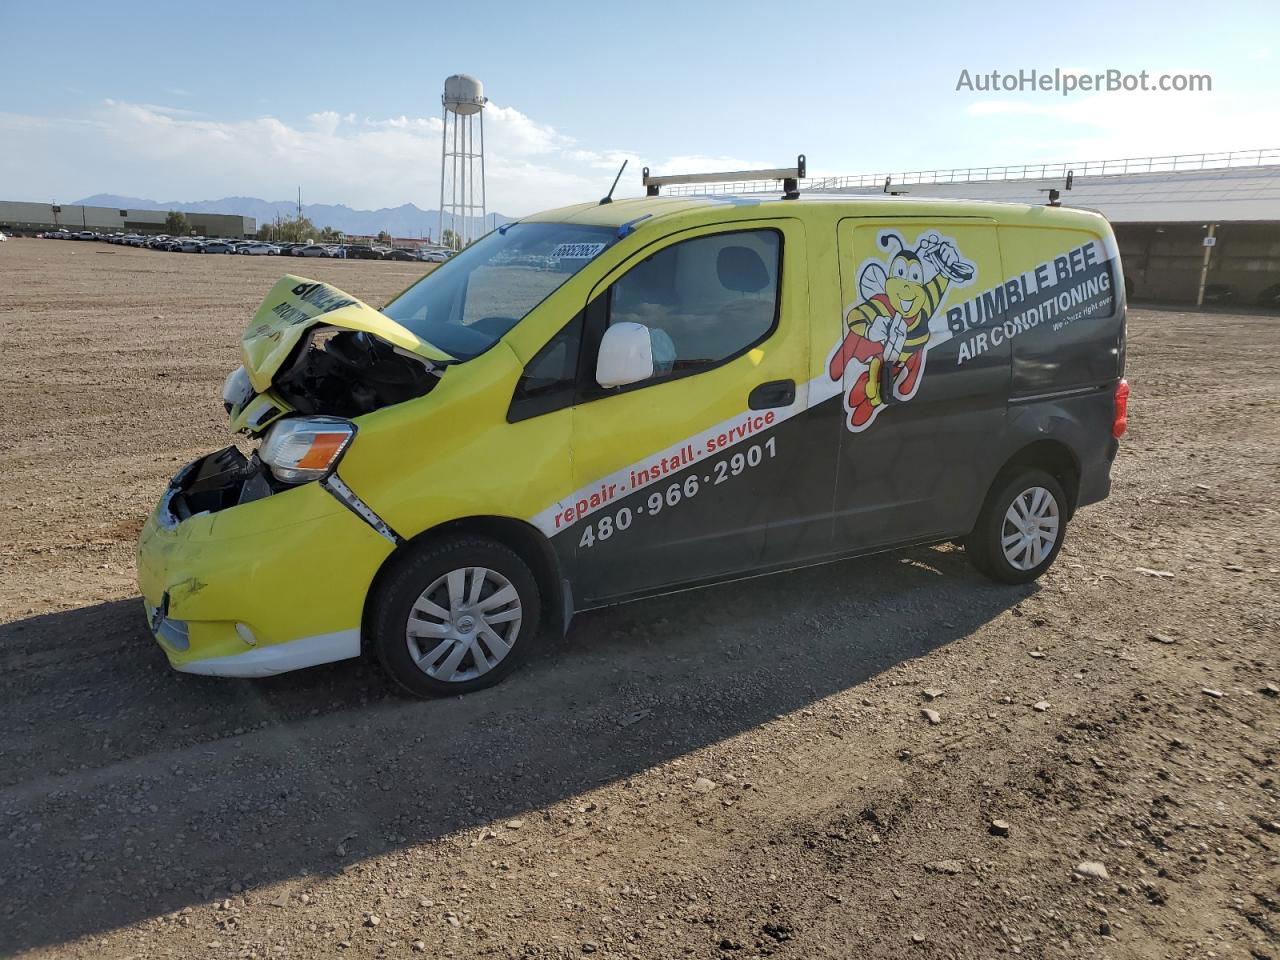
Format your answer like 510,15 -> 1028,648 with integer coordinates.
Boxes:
17,89 -> 1266,217
650,154 -> 776,175
0,99 -> 657,215
959,89 -> 1280,163
135,103 -> 206,119
565,149 -> 641,172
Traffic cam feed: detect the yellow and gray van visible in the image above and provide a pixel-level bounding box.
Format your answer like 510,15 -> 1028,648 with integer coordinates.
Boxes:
137,183 -> 1128,697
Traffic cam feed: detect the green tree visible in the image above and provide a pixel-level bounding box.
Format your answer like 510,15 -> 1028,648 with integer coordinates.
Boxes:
440,228 -> 461,251
376,230 -> 392,245
261,215 -> 318,244
319,226 -> 343,242
164,210 -> 189,235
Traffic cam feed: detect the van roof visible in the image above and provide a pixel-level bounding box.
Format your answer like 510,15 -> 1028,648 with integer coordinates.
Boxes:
522,194 -> 1111,231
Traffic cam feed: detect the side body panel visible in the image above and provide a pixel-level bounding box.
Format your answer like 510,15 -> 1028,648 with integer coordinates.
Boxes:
557,219 -> 814,604
335,341 -> 574,545
996,224 -> 1125,397
830,218 -> 1010,549
986,222 -> 1125,509
341,203 -> 1124,615
756,208 -> 843,566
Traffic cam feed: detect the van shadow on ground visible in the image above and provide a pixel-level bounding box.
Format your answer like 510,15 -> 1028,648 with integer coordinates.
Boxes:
0,543 -> 1033,954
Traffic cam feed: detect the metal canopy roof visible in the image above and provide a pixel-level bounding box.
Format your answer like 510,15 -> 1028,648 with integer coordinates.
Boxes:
662,150 -> 1280,224
806,166 -> 1280,224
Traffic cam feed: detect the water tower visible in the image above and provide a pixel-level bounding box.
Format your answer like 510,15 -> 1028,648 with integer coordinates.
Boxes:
438,74 -> 487,248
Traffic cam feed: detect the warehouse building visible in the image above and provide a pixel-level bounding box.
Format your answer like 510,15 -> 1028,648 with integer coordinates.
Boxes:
0,201 -> 256,238
675,150 -> 1280,306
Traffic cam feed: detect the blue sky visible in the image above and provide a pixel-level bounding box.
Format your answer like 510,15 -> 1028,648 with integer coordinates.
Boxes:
2,0 -> 1277,214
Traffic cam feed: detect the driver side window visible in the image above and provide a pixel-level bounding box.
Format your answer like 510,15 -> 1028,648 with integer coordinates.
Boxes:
605,229 -> 781,388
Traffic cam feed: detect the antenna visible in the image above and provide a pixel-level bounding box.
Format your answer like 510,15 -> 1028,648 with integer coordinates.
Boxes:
599,159 -> 628,205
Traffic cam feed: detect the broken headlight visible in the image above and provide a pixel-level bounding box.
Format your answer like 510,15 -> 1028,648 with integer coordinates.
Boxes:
222,364 -> 254,413
258,416 -> 355,484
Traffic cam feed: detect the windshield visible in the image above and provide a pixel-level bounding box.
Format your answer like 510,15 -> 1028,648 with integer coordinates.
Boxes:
382,222 -> 617,360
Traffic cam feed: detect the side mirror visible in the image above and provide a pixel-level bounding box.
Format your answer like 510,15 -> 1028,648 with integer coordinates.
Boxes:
596,322 -> 655,388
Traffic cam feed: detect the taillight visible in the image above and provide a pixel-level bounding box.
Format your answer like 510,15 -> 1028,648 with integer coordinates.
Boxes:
1112,379 -> 1130,438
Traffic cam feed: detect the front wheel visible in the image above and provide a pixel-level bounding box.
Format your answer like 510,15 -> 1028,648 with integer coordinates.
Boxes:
964,469 -> 1068,584
369,536 -> 542,698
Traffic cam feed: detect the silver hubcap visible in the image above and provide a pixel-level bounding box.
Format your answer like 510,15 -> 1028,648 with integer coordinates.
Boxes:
1001,486 -> 1060,571
405,567 -> 522,683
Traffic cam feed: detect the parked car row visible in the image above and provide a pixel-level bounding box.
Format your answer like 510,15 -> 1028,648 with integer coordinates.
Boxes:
272,242 -> 453,262
1198,282 -> 1280,308
37,230 -> 105,242
37,230 -> 280,254
34,230 -> 454,262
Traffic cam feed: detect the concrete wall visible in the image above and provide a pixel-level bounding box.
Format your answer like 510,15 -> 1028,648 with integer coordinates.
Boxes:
1116,222 -> 1280,306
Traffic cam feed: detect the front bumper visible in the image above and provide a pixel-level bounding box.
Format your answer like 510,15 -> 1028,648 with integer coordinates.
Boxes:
137,454 -> 395,677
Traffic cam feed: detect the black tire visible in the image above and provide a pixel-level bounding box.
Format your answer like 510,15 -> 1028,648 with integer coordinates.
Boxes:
369,535 -> 542,698
964,468 -> 1068,584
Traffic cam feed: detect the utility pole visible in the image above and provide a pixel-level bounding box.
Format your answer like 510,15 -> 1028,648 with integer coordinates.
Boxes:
1195,223 -> 1218,308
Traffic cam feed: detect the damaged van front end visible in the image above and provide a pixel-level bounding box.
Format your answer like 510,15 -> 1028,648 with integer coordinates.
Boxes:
137,459 -> 394,676
136,276 -> 450,676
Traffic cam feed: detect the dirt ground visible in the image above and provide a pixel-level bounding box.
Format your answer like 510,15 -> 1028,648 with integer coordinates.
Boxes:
0,237 -> 1277,960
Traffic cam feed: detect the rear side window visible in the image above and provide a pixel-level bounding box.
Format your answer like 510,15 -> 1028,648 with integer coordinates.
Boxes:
606,229 -> 781,386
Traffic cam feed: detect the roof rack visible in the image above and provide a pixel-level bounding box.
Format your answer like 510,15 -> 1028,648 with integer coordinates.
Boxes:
1039,170 -> 1074,207
642,155 -> 806,200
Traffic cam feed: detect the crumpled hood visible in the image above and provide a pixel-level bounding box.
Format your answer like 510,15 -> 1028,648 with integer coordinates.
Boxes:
241,276 -> 453,393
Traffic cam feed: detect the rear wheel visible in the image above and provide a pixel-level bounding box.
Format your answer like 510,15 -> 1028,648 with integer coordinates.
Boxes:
964,469 -> 1067,584
369,536 -> 542,698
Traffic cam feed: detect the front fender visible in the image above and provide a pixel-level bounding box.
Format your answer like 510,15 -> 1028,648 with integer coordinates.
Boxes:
336,343 -> 572,542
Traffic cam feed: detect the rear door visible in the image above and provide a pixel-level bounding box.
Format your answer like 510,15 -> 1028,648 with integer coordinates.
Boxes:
829,218 -> 1010,548
556,220 -> 814,604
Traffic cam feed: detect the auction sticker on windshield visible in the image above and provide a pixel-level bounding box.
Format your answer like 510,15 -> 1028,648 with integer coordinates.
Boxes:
551,242 -> 607,259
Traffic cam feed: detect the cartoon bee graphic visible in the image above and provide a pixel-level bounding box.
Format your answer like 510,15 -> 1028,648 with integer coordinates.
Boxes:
829,231 -> 975,430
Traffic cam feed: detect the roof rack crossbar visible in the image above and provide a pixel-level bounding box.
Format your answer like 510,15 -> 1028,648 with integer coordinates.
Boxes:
643,155 -> 806,199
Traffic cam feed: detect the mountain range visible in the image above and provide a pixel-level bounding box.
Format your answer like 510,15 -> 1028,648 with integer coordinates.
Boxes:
73,194 -> 511,238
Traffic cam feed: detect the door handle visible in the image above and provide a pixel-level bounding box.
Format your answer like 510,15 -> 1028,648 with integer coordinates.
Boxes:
748,379 -> 796,410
